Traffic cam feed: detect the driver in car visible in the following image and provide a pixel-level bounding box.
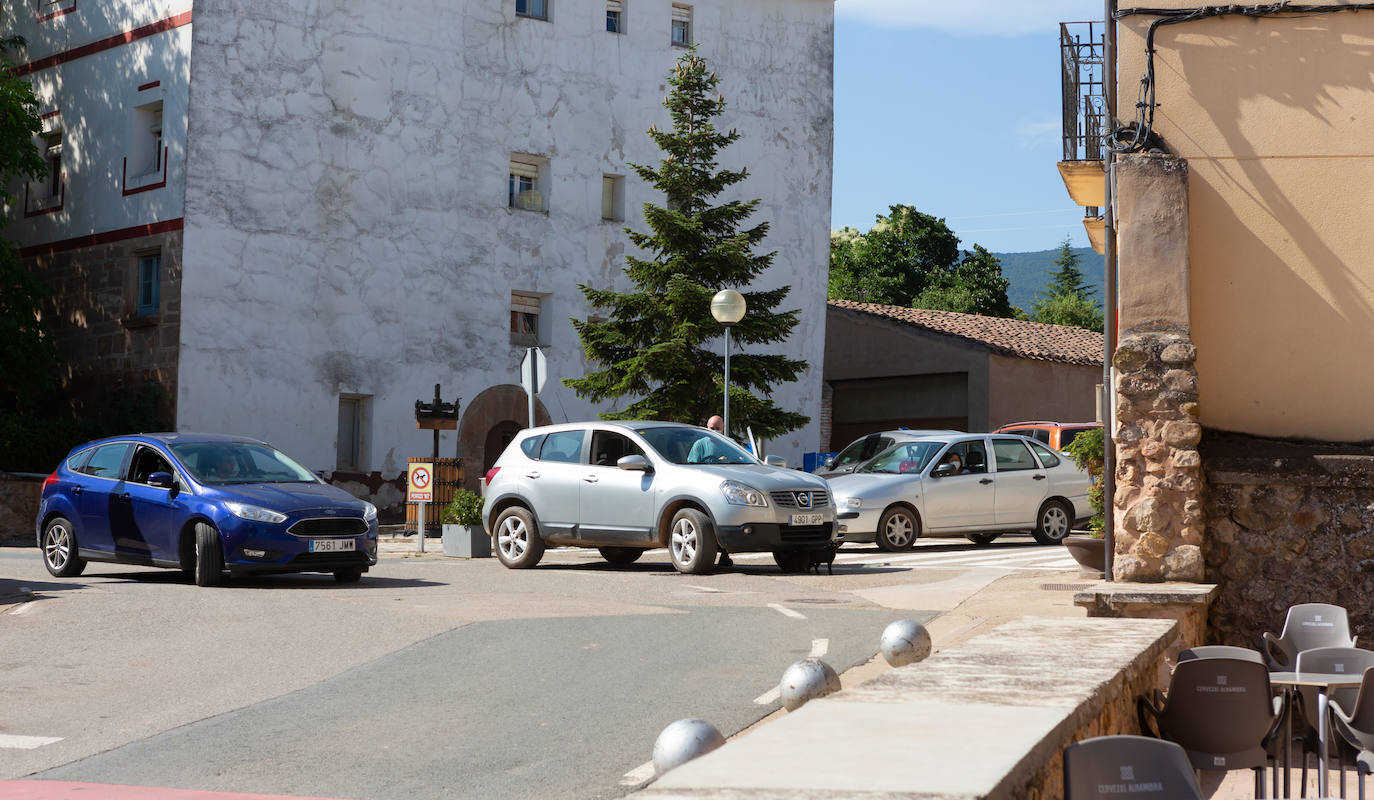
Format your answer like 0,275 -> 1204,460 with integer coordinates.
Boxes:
687,415 -> 733,463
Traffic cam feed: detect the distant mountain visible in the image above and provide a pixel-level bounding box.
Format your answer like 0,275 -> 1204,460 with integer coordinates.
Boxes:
990,247 -> 1105,316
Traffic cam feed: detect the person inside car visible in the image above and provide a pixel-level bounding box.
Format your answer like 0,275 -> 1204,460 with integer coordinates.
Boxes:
938,452 -> 966,475
687,415 -> 732,464
213,451 -> 240,480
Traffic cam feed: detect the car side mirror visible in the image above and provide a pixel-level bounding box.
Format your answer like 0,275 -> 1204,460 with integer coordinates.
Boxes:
763,455 -> 787,468
931,463 -> 956,478
823,458 -> 835,470
617,454 -> 653,472
148,471 -> 175,488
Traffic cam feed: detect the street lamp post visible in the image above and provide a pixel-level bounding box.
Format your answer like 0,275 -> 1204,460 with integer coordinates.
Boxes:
710,289 -> 747,436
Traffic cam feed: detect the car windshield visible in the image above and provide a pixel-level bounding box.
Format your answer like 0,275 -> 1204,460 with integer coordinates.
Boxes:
831,435 -> 891,469
862,441 -> 945,475
171,442 -> 320,485
637,426 -> 757,465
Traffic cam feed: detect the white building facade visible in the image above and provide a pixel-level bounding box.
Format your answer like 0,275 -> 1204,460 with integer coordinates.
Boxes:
6,0 -> 835,511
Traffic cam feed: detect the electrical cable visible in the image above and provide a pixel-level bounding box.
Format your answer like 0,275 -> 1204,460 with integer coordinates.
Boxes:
1109,3 -> 1374,153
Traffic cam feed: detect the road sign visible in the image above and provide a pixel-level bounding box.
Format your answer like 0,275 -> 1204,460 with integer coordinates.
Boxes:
407,463 -> 433,503
520,347 -> 547,395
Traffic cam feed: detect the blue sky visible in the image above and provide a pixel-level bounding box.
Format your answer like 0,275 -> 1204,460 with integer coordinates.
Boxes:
832,0 -> 1102,253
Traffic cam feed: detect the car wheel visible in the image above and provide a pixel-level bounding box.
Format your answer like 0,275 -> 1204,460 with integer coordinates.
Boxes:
876,506 -> 919,552
598,547 -> 644,566
334,567 -> 364,583
494,507 -> 545,569
1031,500 -> 1072,545
41,516 -> 86,578
194,521 -> 225,587
966,533 -> 999,547
773,550 -> 810,573
668,508 -> 718,575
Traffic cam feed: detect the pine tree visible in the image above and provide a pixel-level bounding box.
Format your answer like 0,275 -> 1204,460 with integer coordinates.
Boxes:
1045,236 -> 1092,299
564,48 -> 809,439
1032,236 -> 1103,332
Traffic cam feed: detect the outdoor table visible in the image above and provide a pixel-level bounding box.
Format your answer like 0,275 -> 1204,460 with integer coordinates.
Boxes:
1269,671 -> 1364,797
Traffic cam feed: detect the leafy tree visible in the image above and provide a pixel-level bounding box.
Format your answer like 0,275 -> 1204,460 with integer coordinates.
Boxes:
913,245 -> 1016,317
1032,236 -> 1103,331
565,48 -> 808,439
827,205 -> 961,307
0,36 -> 57,415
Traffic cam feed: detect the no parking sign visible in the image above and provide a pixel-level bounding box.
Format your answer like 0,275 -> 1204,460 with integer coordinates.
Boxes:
407,463 -> 433,503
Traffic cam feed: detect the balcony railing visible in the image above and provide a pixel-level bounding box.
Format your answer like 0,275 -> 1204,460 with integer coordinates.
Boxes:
1061,21 -> 1106,162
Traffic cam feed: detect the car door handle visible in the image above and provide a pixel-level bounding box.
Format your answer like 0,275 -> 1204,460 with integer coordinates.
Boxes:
583,474 -> 599,483
979,478 -> 994,485
1033,474 -> 1047,480
120,492 -> 132,501
525,471 -> 540,479
71,486 -> 83,495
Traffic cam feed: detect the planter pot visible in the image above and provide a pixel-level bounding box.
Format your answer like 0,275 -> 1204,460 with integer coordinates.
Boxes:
442,524 -> 491,558
1064,535 -> 1106,574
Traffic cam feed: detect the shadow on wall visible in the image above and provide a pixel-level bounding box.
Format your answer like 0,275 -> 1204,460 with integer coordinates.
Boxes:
0,475 -> 44,546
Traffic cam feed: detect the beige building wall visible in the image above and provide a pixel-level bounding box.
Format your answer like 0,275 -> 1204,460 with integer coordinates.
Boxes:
1117,8 -> 1374,441
986,354 -> 1100,430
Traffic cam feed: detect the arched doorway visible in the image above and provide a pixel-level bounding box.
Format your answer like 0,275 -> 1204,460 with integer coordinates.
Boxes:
458,384 -> 553,492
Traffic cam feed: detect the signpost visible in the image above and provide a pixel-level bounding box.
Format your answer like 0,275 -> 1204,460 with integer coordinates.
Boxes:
520,347 -> 547,428
408,462 -> 433,552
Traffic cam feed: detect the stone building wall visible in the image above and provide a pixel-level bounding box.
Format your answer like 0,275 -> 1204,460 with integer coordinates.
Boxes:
0,475 -> 43,546
1202,432 -> 1374,646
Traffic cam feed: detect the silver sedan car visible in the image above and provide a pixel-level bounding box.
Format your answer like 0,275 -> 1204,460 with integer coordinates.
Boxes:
482,421 -> 836,574
825,433 -> 1092,551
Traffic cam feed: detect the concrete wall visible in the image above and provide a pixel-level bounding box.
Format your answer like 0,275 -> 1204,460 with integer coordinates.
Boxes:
177,0 -> 833,476
987,353 -> 1099,431
1117,7 -> 1374,441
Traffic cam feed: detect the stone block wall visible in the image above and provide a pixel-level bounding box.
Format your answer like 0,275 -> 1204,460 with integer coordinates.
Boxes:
1202,431 -> 1374,646
25,229 -> 182,425
0,475 -> 43,546
1112,331 -> 1205,581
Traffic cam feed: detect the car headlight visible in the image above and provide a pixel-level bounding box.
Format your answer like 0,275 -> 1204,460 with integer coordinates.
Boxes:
223,501 -> 288,524
362,501 -> 378,522
721,481 -> 769,507
838,497 -> 862,510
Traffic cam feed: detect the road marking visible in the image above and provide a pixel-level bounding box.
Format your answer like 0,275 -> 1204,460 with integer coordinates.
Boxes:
620,760 -> 657,785
767,603 -> 806,619
753,686 -> 781,705
809,638 -> 829,658
9,602 -> 37,616
684,584 -> 724,593
0,734 -> 62,749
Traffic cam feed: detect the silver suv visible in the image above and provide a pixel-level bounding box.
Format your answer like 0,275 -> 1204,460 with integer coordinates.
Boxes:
481,421 -> 835,574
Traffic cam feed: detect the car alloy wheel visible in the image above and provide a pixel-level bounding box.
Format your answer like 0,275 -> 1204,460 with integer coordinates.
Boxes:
668,508 -> 717,574
1032,500 -> 1072,545
876,507 -> 918,552
671,517 -> 698,566
499,517 -> 528,560
42,517 -> 85,577
494,507 -> 544,568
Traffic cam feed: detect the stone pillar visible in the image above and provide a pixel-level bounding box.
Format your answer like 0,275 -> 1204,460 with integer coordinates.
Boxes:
1111,155 -> 1204,582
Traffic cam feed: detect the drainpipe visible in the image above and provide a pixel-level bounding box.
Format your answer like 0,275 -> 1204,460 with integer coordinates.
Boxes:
1102,0 -> 1118,581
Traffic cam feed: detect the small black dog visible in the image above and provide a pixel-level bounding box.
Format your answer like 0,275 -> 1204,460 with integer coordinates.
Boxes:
807,544 -> 839,575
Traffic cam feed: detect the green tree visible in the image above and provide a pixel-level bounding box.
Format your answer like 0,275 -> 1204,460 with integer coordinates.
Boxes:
913,245 -> 1016,317
827,205 -> 962,307
1032,236 -> 1103,331
0,36 -> 57,415
564,48 -> 808,439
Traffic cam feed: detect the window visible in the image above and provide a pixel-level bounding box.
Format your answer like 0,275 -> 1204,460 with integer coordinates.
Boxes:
601,174 -> 624,221
516,0 -> 548,20
136,252 -> 161,317
520,434 -> 547,459
509,155 -> 546,212
539,430 -> 585,464
129,446 -> 175,485
34,128 -> 63,200
511,291 -> 542,345
129,100 -> 164,178
671,4 -> 691,46
606,0 -> 623,32
992,438 -> 1039,471
1028,441 -> 1061,468
75,443 -> 131,479
590,430 -> 644,467
337,395 -> 369,470
940,440 -> 988,474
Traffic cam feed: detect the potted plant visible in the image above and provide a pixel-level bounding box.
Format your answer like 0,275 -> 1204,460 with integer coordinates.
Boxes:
1060,427 -> 1106,574
441,488 -> 490,558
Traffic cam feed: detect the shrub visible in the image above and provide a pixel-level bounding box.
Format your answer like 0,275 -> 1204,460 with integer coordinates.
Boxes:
440,489 -> 484,527
1061,427 -> 1105,536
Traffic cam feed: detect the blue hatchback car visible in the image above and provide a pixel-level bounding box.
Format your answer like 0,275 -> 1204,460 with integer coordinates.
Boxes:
35,433 -> 379,586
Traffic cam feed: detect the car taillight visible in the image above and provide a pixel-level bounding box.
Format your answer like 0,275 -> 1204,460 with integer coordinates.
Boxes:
42,471 -> 59,493
484,467 -> 500,486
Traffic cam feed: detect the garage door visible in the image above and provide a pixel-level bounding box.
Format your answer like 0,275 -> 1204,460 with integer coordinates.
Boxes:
830,373 -> 968,450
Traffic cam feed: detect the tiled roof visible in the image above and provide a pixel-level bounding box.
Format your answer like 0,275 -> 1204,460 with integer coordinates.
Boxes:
827,299 -> 1104,366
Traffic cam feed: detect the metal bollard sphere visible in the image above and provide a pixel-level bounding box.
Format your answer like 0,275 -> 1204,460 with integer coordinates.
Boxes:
880,618 -> 932,667
652,718 -> 726,776
778,657 -> 841,712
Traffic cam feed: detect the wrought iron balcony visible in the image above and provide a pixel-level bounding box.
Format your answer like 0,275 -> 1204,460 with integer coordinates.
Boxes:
1061,21 -> 1105,163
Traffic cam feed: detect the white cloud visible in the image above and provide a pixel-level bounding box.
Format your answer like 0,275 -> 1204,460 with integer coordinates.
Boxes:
835,0 -> 1104,38
1014,118 -> 1062,151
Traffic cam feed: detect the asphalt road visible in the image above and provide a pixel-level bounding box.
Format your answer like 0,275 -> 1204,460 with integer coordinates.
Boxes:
0,545 -> 972,799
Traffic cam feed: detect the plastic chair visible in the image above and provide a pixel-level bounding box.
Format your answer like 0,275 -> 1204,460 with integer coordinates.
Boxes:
1063,735 -> 1203,800
1138,657 -> 1287,797
1263,603 -> 1357,670
1179,645 -> 1265,664
1331,667 -> 1374,800
1298,649 -> 1374,797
